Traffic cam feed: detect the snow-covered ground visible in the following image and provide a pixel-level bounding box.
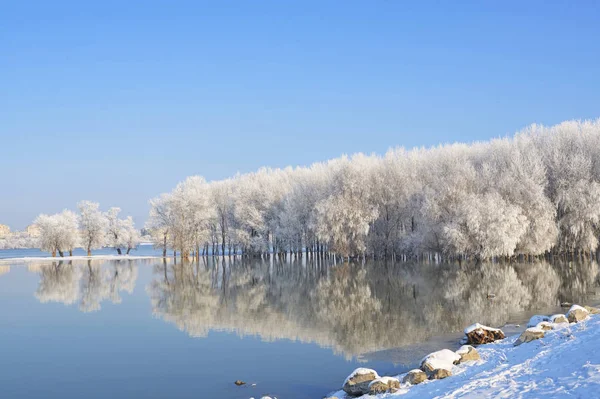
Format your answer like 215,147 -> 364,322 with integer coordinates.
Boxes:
328,313 -> 600,398
0,254 -> 161,263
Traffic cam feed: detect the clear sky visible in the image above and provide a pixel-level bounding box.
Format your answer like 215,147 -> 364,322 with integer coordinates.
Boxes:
2,1 -> 599,230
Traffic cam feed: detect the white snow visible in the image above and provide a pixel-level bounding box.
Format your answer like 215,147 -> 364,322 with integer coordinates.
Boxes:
328,313 -> 600,398
420,349 -> 461,371
463,323 -> 501,334
455,345 -> 474,355
0,254 -> 161,264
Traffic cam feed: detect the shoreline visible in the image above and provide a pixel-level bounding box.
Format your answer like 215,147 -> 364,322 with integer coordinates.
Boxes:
0,254 -> 163,263
328,306 -> 600,398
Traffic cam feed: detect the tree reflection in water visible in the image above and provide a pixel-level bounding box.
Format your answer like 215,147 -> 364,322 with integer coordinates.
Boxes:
148,257 -> 600,359
28,257 -> 600,360
31,259 -> 139,312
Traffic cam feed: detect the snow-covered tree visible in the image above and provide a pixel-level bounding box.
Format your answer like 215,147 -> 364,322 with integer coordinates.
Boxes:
78,201 -> 107,256
145,119 -> 600,261
35,210 -> 79,257
105,207 -> 140,254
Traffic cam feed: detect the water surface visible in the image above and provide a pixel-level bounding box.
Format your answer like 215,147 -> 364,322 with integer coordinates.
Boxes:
1,253 -> 599,398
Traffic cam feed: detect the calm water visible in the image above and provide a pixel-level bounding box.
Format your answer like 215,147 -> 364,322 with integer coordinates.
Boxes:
1,252 -> 599,398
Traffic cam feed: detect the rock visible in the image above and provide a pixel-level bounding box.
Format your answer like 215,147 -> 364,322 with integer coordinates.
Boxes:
368,377 -> 400,394
526,315 -> 550,328
567,305 -> 589,323
584,305 -> 600,315
342,368 -> 379,397
402,369 -> 427,385
514,327 -> 545,346
234,380 -> 246,386
561,302 -> 572,308
536,321 -> 554,331
550,314 -> 569,324
420,349 -> 461,375
455,345 -> 480,362
464,323 -> 505,345
429,368 -> 452,379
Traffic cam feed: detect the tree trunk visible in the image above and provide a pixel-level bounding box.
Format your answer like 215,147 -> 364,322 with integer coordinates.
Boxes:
126,247 -> 131,255
87,249 -> 91,256
69,250 -> 73,257
58,250 -> 64,257
117,248 -> 122,255
52,250 -> 56,257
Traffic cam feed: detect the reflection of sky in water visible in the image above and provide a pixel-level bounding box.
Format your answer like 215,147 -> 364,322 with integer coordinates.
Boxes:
0,256 -> 599,399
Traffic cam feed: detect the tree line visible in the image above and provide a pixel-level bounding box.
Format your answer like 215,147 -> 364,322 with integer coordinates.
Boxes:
145,120 -> 600,261
35,201 -> 140,257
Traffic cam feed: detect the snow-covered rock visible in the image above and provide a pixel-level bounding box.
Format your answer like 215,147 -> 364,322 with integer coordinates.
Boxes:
514,327 -> 545,346
430,368 -> 452,379
329,311 -> 600,398
526,315 -> 549,327
342,367 -> 379,396
550,314 -> 568,324
464,323 -> 505,345
536,321 -> 554,331
456,345 -> 480,362
368,377 -> 400,394
584,305 -> 600,315
421,349 -> 461,373
567,305 -> 589,323
402,369 -> 427,385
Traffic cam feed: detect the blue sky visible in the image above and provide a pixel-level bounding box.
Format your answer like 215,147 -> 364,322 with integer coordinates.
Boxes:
2,1 -> 599,229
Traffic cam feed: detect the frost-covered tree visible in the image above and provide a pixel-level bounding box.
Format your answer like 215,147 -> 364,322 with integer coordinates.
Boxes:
105,207 -> 140,254
78,201 -> 107,256
35,210 -> 79,257
146,119 -> 600,261
147,194 -> 174,257
314,155 -> 379,258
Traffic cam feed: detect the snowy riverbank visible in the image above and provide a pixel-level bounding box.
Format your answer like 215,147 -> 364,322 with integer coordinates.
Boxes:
0,254 -> 162,264
327,308 -> 600,398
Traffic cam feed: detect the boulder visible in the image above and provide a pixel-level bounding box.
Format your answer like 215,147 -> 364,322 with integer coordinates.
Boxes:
402,369 -> 427,385
464,323 -> 505,345
342,368 -> 379,397
429,368 -> 452,379
234,380 -> 246,386
514,327 -> 545,346
455,345 -> 480,362
584,305 -> 600,315
550,314 -> 568,324
567,305 -> 589,323
526,315 -> 549,328
421,349 -> 461,375
536,321 -> 553,331
368,377 -> 400,394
